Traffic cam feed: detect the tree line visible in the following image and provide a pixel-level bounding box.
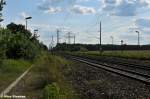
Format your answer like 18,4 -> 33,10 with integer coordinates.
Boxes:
53,43 -> 150,52
0,23 -> 48,62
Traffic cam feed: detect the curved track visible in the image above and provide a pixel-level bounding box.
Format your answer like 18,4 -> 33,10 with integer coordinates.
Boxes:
67,55 -> 150,84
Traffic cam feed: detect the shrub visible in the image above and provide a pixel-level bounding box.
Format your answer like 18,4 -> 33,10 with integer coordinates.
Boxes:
43,83 -> 60,99
80,47 -> 88,52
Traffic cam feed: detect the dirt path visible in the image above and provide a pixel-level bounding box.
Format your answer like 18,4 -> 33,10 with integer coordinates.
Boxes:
8,65 -> 45,99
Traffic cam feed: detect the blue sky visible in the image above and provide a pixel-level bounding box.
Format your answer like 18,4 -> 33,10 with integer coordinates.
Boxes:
2,0 -> 150,46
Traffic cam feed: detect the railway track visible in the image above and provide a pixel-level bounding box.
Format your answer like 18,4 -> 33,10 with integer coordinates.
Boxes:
67,55 -> 150,84
97,57 -> 150,70
75,55 -> 150,71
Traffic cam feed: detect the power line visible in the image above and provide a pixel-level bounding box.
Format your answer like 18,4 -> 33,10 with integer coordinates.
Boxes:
50,35 -> 54,49
66,32 -> 74,44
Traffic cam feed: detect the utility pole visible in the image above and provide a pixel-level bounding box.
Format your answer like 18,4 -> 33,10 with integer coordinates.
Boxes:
121,40 -> 124,53
25,17 -> 32,30
121,40 -> 123,45
99,21 -> 102,53
57,29 -> 60,45
74,35 -> 76,44
135,31 -> 140,46
50,35 -> 54,50
68,32 -> 71,44
110,36 -> 114,45
110,36 -> 114,51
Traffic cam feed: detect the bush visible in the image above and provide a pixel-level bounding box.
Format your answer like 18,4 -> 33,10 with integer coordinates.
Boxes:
0,23 -> 47,60
0,43 -> 6,64
33,54 -> 78,99
43,83 -> 60,99
80,47 -> 88,52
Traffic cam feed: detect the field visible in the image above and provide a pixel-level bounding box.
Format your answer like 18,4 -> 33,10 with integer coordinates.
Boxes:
73,50 -> 150,60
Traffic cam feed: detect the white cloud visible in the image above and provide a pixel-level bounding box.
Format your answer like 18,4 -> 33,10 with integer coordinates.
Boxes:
38,0 -> 96,14
37,0 -> 63,13
44,7 -> 62,13
100,0 -> 150,16
20,12 -> 30,19
134,18 -> 150,35
71,5 -> 96,15
135,18 -> 150,28
14,12 -> 31,25
76,0 -> 90,3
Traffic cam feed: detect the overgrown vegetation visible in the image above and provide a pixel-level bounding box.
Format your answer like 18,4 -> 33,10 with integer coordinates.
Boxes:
0,23 -> 47,60
0,22 -> 48,93
33,53 -> 78,99
8,53 -> 79,99
43,83 -> 60,99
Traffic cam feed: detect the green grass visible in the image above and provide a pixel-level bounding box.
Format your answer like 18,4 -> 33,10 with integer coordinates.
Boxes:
35,53 -> 78,99
0,52 -> 78,99
21,52 -> 79,99
0,59 -> 31,92
72,50 -> 150,60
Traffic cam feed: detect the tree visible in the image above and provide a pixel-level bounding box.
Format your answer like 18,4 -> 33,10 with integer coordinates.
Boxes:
0,0 -> 6,21
7,23 -> 32,38
0,0 -> 6,63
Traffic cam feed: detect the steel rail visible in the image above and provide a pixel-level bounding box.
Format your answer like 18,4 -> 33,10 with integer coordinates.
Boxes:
69,56 -> 150,84
72,55 -> 150,71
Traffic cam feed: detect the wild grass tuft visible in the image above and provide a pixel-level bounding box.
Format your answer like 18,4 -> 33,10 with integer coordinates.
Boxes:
32,52 -> 79,99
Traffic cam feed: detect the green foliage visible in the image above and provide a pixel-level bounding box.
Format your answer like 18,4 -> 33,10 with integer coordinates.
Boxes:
0,28 -> 7,64
80,47 -> 88,52
43,83 -> 60,99
0,45 -> 5,63
5,32 -> 40,59
0,0 -> 6,21
0,59 -> 30,73
0,0 -> 6,11
0,23 -> 47,60
7,22 -> 32,38
33,53 -> 78,99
